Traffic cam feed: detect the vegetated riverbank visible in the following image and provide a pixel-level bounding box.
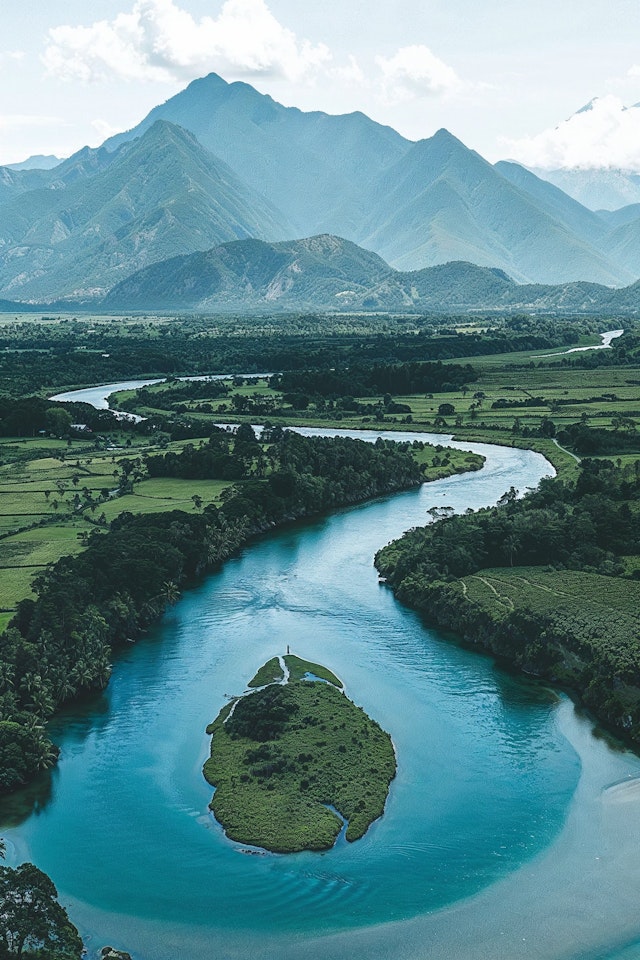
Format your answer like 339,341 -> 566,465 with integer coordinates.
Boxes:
375,455 -> 640,748
0,432 -> 572,960
204,654 -> 396,852
0,427 -> 453,794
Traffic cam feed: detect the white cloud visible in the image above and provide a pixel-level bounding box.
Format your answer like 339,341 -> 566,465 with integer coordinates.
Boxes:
330,55 -> 365,87
503,95 -> 640,170
42,0 -> 331,85
375,45 -> 460,104
91,118 -> 123,142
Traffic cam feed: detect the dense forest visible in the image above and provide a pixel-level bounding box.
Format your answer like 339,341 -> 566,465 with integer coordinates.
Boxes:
0,312 -> 598,397
0,428 -> 423,793
376,457 -> 640,743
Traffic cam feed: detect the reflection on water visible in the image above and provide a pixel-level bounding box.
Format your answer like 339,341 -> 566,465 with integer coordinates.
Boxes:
0,770 -> 53,830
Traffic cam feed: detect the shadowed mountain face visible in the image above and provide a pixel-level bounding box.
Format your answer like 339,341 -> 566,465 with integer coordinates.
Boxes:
102,233 -> 640,315
4,72 -> 640,301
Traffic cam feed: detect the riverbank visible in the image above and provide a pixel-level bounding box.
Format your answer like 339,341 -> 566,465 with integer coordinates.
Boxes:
0,430 -> 432,794
375,457 -> 640,751
1,434 -> 563,954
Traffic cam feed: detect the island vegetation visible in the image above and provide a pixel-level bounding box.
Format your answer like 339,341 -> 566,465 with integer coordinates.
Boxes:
0,425 -> 455,794
203,655 -> 396,852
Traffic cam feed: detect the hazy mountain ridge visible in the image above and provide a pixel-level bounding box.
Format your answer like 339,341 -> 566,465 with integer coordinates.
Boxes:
6,155 -> 63,172
102,234 -> 640,314
531,166 -> 640,211
0,120 -> 293,299
4,72 -> 640,300
103,72 -> 410,238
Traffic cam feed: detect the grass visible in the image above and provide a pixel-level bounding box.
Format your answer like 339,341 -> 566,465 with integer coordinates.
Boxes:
248,657 -> 284,687
122,355 -> 640,480
461,566 -> 640,619
283,655 -> 342,687
97,478 -> 230,522
0,433 -> 236,613
204,657 -> 395,852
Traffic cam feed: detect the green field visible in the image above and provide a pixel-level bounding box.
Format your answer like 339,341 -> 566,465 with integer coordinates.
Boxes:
116,352 -> 640,479
461,567 -> 640,620
0,432 -> 234,614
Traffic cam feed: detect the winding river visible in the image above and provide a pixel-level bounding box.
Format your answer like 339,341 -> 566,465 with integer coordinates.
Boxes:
4,381 -> 640,960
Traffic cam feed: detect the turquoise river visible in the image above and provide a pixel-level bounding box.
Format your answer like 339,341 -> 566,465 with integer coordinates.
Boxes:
4,398 -> 640,960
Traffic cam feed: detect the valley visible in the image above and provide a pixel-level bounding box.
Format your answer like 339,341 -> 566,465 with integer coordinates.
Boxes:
2,25 -> 640,960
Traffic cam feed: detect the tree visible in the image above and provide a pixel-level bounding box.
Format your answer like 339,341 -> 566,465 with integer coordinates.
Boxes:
0,862 -> 83,958
44,409 -> 72,438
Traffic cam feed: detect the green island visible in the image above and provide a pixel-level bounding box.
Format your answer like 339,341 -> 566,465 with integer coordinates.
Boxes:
203,655 -> 396,852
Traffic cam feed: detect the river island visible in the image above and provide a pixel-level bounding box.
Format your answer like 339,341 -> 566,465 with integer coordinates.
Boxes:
203,655 -> 396,852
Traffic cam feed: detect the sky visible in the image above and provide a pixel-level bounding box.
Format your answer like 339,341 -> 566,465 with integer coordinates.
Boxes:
2,0 -> 640,169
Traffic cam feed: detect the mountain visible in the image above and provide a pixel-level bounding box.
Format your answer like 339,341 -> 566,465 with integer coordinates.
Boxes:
494,161 -> 610,246
355,131 -> 628,284
6,155 -> 62,171
101,74 -> 634,283
530,167 -> 640,211
0,145 -> 121,211
103,235 -> 393,310
102,233 -> 640,315
103,72 -> 410,238
0,120 -> 292,300
0,165 -> 52,207
5,72 -> 640,299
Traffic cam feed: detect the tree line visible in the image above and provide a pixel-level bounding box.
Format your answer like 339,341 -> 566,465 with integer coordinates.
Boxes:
375,457 -> 640,744
0,429 -> 422,794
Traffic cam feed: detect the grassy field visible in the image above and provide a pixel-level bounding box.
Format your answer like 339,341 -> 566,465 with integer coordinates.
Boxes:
115,352 -> 640,479
461,566 -> 640,620
204,657 -> 396,852
248,657 -> 284,687
0,432 -> 233,616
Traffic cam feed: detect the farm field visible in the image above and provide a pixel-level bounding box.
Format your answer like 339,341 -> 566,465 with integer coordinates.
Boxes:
0,419 -> 475,623
114,351 -> 640,478
0,432 -> 235,621
461,566 -> 640,620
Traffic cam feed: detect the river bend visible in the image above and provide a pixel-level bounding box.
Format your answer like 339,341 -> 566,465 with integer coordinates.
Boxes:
3,381 -> 639,960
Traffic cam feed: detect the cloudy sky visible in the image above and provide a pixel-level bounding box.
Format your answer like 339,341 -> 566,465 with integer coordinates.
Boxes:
2,0 -> 640,168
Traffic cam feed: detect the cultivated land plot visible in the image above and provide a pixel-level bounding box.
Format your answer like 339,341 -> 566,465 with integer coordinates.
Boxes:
463,567 -> 640,616
0,432 -> 234,613
118,356 -> 640,476
97,478 -> 230,522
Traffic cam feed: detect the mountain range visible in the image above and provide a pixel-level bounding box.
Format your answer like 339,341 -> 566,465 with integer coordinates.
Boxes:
3,72 -> 640,303
103,233 -> 640,315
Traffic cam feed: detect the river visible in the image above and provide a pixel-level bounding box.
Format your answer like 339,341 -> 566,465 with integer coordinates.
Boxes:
5,381 -> 640,960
